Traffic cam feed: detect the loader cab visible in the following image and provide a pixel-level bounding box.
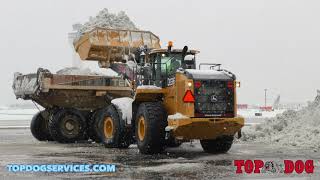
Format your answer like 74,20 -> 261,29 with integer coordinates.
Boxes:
140,49 -> 198,87
147,49 -> 198,70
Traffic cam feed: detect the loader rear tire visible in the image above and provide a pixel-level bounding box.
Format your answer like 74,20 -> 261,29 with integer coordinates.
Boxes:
135,102 -> 167,154
30,110 -> 52,141
96,105 -> 130,148
200,136 -> 234,154
48,109 -> 86,143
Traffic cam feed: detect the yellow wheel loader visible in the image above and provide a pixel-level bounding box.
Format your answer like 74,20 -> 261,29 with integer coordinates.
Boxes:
73,28 -> 244,154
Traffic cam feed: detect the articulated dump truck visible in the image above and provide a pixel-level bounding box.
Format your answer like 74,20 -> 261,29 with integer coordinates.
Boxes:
13,27 -> 244,154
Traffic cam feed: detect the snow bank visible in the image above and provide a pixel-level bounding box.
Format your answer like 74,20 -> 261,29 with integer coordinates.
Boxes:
238,109 -> 286,119
242,92 -> 320,149
168,113 -> 188,120
111,97 -> 134,122
56,67 -> 118,77
76,8 -> 138,36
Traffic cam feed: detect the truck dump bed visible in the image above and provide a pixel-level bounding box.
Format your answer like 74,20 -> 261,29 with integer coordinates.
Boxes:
13,69 -> 132,110
74,28 -> 160,62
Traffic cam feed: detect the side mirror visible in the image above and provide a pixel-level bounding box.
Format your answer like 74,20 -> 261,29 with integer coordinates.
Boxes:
184,55 -> 194,62
184,54 -> 195,69
182,46 -> 188,58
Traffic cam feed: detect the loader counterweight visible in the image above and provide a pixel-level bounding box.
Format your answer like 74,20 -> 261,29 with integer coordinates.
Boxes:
167,117 -> 244,140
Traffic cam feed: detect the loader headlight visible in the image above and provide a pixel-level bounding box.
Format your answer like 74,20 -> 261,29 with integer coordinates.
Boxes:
188,82 -> 192,87
236,81 -> 241,88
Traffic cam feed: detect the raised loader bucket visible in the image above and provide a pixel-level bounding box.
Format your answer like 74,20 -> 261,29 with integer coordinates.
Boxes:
74,28 -> 160,63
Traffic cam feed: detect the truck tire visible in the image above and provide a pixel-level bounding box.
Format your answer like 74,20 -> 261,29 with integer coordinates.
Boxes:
135,102 -> 167,154
87,110 -> 101,143
30,110 -> 53,141
96,105 -> 130,148
200,136 -> 234,154
48,109 -> 86,143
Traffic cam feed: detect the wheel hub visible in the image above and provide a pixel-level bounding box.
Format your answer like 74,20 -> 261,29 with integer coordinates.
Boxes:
65,121 -> 75,131
60,115 -> 80,138
104,117 -> 113,138
138,116 -> 146,141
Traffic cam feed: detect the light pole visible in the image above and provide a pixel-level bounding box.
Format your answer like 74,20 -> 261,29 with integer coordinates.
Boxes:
264,89 -> 267,108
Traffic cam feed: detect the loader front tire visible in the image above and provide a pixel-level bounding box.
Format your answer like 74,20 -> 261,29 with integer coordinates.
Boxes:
30,110 -> 52,141
96,105 -> 130,148
135,102 -> 167,154
200,136 -> 234,154
48,109 -> 86,143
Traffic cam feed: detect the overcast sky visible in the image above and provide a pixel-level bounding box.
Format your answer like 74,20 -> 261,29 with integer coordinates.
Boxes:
0,0 -> 319,106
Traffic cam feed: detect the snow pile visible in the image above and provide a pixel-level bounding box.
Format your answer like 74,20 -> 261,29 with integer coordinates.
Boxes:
56,67 -> 118,77
242,92 -> 320,148
136,85 -> 161,90
111,97 -> 134,122
168,113 -> 188,120
77,8 -> 138,35
56,67 -> 99,76
126,60 -> 137,70
185,69 -> 233,80
99,68 -> 119,77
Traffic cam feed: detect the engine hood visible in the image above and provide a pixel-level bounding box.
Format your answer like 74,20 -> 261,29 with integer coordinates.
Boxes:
184,69 -> 235,80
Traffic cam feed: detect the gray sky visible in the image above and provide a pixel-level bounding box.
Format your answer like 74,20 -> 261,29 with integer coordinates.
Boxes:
0,0 -> 319,106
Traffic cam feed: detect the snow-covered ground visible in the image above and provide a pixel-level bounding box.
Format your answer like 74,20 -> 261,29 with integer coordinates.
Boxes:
2,128 -> 319,179
0,108 -> 37,128
0,108 -> 38,121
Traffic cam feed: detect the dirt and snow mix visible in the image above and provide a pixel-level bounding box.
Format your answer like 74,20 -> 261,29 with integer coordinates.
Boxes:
242,92 -> 320,149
